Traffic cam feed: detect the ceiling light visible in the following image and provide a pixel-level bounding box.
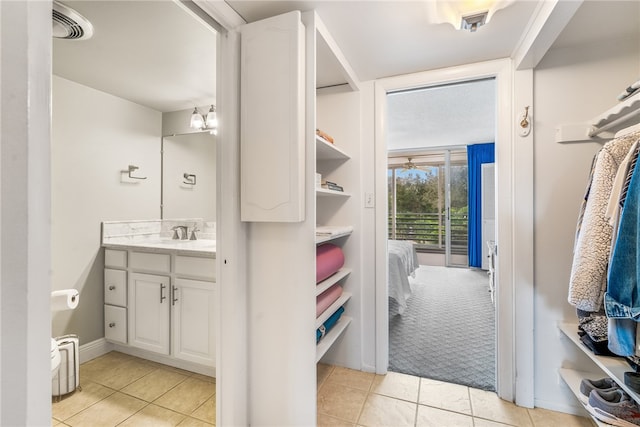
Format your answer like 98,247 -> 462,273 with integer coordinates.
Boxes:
428,0 -> 514,31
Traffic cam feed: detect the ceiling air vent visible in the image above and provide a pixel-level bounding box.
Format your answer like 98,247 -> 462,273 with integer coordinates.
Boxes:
52,1 -> 94,40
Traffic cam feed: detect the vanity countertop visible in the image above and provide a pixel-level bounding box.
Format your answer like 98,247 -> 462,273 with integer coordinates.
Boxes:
103,238 -> 216,258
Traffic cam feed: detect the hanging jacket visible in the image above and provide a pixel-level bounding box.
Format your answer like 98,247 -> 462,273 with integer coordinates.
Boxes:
568,131 -> 640,312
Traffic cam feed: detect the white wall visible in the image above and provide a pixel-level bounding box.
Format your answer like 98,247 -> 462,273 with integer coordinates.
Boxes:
532,32 -> 640,413
52,76 -> 161,344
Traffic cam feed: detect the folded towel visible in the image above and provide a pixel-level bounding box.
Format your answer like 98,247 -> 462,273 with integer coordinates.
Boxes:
316,284 -> 343,318
315,225 -> 354,237
316,306 -> 345,343
316,244 -> 345,283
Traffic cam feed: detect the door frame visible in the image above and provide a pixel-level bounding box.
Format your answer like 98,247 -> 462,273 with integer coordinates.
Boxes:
374,58 -> 534,405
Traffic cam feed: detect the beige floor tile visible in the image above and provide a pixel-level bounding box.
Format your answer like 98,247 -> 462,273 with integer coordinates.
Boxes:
154,377 -> 216,415
177,417 -> 214,426
317,412 -> 355,426
419,378 -> 472,415
191,396 -> 216,424
416,405 -> 474,427
318,382 -> 368,423
81,357 -> 157,390
528,407 -> 594,427
52,418 -> 61,426
370,371 -> 419,402
191,373 -> 216,384
52,381 -> 115,421
121,368 -> 189,401
326,366 -> 375,392
118,404 -> 186,427
318,363 -> 335,390
357,394 -> 416,427
64,392 -> 147,427
473,419 -> 516,427
469,388 -> 533,427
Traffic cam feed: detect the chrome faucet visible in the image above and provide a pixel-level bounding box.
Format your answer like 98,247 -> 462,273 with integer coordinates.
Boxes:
171,225 -> 188,240
190,226 -> 199,240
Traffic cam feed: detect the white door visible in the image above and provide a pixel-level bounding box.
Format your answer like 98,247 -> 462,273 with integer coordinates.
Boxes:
172,278 -> 216,365
128,272 -> 170,354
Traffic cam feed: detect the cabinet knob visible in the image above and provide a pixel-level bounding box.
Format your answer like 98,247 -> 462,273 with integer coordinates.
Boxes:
109,322 -> 116,328
108,285 -> 116,290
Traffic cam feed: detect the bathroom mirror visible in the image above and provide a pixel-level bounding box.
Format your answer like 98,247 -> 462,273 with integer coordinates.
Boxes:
161,132 -> 216,222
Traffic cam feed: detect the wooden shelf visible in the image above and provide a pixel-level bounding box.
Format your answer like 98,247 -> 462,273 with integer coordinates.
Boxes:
558,322 -> 640,405
316,292 -> 351,328
316,135 -> 350,161
316,315 -> 351,363
316,268 -> 352,296
316,229 -> 353,244
558,368 -> 609,427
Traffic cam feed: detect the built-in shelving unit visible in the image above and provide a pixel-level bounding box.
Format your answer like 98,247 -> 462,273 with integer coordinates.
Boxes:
315,230 -> 353,244
316,135 -> 350,161
558,322 -> 640,425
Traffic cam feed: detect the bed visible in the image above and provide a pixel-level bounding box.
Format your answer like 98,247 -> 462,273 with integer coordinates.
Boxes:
388,240 -> 419,314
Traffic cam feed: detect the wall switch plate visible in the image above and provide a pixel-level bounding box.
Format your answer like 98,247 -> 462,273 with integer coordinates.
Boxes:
365,192 -> 374,208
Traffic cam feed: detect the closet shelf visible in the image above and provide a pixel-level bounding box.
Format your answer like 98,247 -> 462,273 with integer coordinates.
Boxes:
316,188 -> 351,197
558,322 -> 640,405
316,135 -> 350,161
316,315 -> 352,363
556,91 -> 640,143
316,292 -> 351,328
316,268 -> 352,296
315,227 -> 353,244
558,368 -> 609,427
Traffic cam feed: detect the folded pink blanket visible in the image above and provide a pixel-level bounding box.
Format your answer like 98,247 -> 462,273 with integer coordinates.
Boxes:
316,243 -> 345,283
316,284 -> 343,318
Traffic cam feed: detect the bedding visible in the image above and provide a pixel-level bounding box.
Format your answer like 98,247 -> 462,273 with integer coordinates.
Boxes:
388,240 -> 419,314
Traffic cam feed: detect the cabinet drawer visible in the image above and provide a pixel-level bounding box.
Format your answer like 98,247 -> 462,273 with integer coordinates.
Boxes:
104,305 -> 127,344
105,249 -> 127,269
104,269 -> 127,307
130,252 -> 171,273
175,256 -> 216,280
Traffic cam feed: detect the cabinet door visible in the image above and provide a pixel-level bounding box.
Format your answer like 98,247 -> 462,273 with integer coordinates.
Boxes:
128,273 -> 170,355
240,11 -> 305,222
172,278 -> 216,365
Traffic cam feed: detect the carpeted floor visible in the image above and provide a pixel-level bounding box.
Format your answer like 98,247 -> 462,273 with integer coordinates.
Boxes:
388,265 -> 496,391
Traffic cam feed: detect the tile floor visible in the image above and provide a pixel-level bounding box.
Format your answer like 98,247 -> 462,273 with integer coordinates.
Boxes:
53,351 -> 593,427
52,351 -> 215,426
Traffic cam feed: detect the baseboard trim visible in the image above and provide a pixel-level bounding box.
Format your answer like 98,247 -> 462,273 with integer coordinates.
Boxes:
79,338 -> 114,364
111,344 -> 215,377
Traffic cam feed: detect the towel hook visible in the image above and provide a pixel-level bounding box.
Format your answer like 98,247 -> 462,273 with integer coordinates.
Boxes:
127,165 -> 147,180
518,106 -> 532,137
520,106 -> 530,128
183,173 -> 196,185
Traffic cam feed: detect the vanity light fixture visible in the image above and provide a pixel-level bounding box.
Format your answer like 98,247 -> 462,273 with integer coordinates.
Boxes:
190,105 -> 218,135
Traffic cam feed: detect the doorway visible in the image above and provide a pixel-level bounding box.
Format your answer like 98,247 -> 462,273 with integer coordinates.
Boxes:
384,79 -> 496,390
373,59 -> 524,403
51,1 -> 219,424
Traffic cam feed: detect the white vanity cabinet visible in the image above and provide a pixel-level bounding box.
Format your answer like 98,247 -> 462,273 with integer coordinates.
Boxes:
103,246 -> 216,372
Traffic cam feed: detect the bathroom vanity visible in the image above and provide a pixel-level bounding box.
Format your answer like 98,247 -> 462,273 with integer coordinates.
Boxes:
102,220 -> 216,376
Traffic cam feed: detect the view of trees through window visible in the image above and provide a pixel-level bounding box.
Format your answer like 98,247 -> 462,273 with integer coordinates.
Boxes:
388,154 -> 468,254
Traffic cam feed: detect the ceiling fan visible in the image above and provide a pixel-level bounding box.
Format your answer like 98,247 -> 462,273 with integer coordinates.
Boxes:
401,157 -> 427,172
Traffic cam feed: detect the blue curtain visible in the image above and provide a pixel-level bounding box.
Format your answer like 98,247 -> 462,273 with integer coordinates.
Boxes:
467,143 -> 495,268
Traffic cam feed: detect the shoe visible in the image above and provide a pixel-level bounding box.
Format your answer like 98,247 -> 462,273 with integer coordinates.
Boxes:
587,389 -> 640,427
579,377 -> 619,404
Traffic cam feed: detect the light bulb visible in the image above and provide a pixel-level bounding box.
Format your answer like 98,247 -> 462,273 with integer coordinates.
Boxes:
205,105 -> 218,129
190,107 -> 204,129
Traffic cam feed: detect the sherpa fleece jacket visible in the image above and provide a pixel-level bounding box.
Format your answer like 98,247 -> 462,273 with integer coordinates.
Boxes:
568,130 -> 640,312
